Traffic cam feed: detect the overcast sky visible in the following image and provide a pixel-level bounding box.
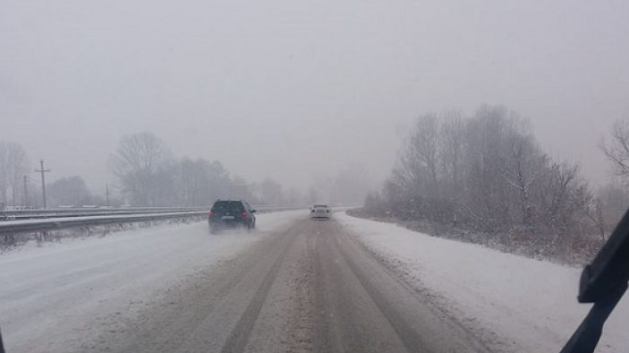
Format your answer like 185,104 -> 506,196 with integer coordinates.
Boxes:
1,0 -> 628,193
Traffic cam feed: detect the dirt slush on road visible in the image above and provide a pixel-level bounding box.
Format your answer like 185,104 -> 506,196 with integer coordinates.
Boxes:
84,216 -> 494,353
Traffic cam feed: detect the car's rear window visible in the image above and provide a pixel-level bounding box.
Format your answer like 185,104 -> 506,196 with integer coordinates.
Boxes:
314,205 -> 328,208
212,201 -> 244,212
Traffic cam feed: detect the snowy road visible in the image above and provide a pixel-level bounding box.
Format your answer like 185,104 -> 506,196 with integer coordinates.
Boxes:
0,211 -> 301,353
2,211 -> 627,352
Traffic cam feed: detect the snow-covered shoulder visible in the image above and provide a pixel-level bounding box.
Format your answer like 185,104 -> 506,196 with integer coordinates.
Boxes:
338,211 -> 629,353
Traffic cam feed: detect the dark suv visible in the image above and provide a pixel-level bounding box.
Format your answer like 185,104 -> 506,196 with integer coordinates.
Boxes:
208,200 -> 256,233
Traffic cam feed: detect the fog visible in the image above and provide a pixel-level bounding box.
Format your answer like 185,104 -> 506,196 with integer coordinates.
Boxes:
1,0 -> 628,195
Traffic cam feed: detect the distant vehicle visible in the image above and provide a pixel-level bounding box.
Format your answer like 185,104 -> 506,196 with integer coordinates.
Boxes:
208,200 -> 256,234
310,204 -> 331,219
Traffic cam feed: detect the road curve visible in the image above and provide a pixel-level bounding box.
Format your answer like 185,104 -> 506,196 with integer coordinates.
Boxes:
88,217 -> 494,353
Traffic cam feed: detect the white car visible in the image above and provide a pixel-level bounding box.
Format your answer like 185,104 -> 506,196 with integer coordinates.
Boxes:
310,204 -> 331,219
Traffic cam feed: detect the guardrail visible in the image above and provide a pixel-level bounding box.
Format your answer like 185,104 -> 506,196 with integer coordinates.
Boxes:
0,207 -> 210,220
0,211 -> 210,236
0,207 -> 307,237
0,206 -> 311,221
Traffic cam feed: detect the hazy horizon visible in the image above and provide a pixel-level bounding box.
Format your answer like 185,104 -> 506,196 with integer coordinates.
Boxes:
2,0 -> 628,195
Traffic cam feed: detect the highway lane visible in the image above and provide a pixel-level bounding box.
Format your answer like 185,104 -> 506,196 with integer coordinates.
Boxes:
87,216 -> 493,353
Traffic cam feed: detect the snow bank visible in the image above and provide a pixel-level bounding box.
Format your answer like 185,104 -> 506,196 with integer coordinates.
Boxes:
0,210 -> 303,353
338,212 -> 629,353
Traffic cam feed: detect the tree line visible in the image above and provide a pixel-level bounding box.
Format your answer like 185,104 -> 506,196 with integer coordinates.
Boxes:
0,132 -> 371,209
365,105 -> 627,242
109,132 -> 371,207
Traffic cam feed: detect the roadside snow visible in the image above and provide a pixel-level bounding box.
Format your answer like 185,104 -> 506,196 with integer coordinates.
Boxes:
0,210 -> 303,353
338,212 -> 629,353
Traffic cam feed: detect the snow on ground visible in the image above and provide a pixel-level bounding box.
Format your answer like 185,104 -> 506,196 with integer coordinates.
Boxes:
338,212 -> 629,353
0,210 -> 304,353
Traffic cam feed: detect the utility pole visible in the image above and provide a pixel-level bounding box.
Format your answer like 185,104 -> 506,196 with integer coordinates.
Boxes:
23,175 -> 28,207
34,160 -> 51,209
106,183 -> 110,208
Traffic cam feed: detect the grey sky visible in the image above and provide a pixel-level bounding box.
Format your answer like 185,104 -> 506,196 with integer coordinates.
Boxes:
1,0 -> 628,193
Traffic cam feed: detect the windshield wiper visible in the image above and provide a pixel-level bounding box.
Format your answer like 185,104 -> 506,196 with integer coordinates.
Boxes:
560,207 -> 629,353
0,327 -> 4,353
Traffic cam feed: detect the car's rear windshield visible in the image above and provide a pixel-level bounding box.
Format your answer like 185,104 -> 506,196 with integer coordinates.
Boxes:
212,201 -> 244,212
314,205 -> 328,208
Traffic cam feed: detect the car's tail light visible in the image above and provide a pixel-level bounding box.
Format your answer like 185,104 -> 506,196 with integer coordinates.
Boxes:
241,211 -> 248,218
209,211 -> 214,217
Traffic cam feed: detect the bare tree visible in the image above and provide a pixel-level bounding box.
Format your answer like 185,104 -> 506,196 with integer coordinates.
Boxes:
175,158 -> 203,206
393,113 -> 441,213
463,106 -> 519,230
412,114 -> 440,196
534,161 -> 582,232
578,190 -> 606,242
0,141 -> 29,206
110,132 -> 172,206
174,158 -> 230,206
439,112 -> 465,197
601,118 -> 629,179
597,180 -> 629,228
47,176 -> 92,207
502,123 -> 545,226
373,105 -> 596,238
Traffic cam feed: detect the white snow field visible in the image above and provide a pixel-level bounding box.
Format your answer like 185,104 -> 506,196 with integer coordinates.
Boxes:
338,212 -> 629,353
